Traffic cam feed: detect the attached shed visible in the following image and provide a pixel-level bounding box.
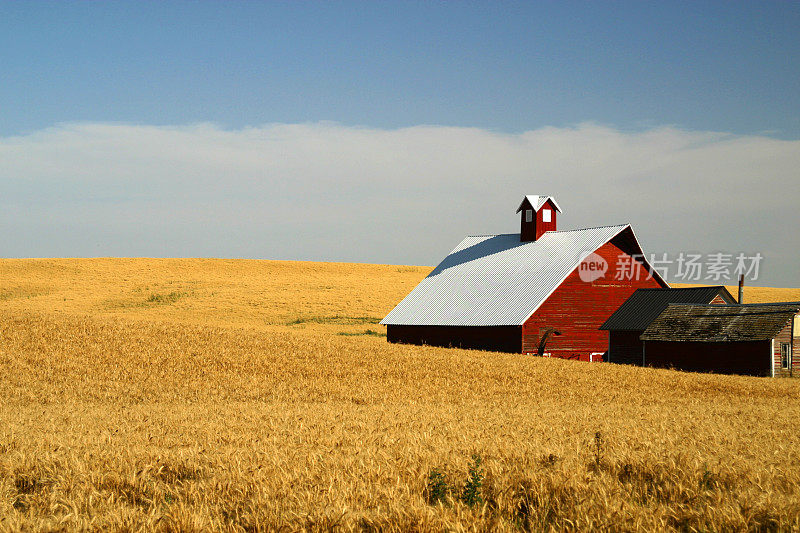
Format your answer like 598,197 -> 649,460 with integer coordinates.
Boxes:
600,286 -> 736,366
639,302 -> 800,377
381,196 -> 668,360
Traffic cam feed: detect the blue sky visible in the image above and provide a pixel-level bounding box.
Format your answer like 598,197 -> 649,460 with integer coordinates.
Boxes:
1,2 -> 799,286
3,2 -> 799,137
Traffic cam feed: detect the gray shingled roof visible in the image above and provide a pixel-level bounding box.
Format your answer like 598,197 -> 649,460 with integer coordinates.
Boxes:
600,286 -> 736,331
381,224 -> 665,326
640,302 -> 800,342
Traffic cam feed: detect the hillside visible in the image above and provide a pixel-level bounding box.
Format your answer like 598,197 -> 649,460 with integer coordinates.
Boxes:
0,258 -> 430,335
2,258 -> 797,333
1,258 -> 799,531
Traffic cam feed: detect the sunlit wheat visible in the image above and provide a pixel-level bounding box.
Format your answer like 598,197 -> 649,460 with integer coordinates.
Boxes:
0,258 -> 798,530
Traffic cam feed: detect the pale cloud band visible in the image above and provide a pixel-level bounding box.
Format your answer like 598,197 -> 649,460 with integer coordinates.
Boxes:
1,122 -> 798,285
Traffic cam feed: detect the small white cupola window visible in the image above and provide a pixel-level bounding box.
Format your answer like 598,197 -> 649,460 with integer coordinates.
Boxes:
525,209 -> 533,222
542,209 -> 552,223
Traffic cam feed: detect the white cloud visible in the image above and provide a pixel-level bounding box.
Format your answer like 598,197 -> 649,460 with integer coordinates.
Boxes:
1,121 -> 798,285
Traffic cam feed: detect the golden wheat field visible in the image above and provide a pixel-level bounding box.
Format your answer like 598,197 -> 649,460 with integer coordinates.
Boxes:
1,258 -> 800,531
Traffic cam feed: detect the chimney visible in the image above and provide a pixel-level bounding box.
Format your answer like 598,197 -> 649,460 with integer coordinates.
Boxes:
738,274 -> 744,304
516,195 -> 561,242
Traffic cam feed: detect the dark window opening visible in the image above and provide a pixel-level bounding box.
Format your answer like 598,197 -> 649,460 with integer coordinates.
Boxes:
781,343 -> 792,369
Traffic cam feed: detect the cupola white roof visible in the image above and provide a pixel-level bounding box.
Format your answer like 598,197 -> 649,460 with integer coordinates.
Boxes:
516,195 -> 562,214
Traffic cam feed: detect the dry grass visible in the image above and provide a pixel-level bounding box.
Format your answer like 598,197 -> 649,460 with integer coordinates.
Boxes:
1,258 -> 799,531
0,258 -> 428,336
672,282 -> 800,304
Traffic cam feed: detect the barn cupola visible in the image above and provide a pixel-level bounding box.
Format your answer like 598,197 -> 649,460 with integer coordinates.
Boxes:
516,195 -> 562,242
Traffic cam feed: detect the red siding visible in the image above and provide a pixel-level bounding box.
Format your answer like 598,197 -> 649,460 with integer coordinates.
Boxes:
520,199 -> 558,242
522,238 -> 664,361
535,199 -> 558,239
644,340 -> 771,377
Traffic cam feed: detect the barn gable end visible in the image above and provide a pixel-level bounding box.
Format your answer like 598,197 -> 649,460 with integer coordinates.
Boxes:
521,236 -> 666,360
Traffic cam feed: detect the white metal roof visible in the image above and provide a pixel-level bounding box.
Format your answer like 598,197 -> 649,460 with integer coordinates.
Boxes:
516,195 -> 563,214
382,224 -> 653,326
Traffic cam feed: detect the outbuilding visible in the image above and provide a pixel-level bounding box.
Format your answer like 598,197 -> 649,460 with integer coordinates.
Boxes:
600,286 -> 736,366
639,302 -> 800,376
381,196 -> 668,360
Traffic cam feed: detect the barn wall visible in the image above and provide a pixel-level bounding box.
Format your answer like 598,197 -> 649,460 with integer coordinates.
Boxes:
608,330 -> 644,366
773,318 -> 798,377
520,199 -> 558,242
796,313 -> 800,375
536,199 -> 558,239
387,325 -> 522,353
643,340 -> 771,377
520,199 -> 535,242
522,239 -> 664,361
607,292 -> 730,367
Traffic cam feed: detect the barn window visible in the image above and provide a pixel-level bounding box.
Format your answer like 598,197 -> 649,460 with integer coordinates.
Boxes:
781,343 -> 792,369
525,209 -> 533,222
542,209 -> 552,222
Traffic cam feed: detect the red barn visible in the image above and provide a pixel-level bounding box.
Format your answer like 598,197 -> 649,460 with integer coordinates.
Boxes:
381,196 -> 668,361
